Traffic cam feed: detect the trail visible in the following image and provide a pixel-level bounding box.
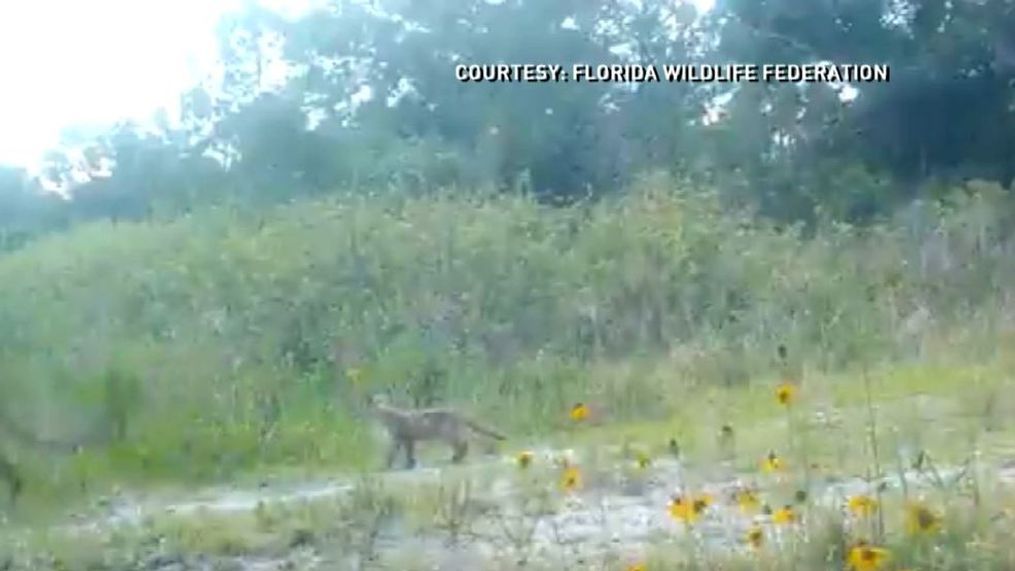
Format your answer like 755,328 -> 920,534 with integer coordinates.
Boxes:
52,446 -> 1015,571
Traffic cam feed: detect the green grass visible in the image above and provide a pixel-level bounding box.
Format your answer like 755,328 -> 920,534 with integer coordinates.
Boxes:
549,354 -> 1013,478
0,174 -> 1011,524
3,354 -> 1014,569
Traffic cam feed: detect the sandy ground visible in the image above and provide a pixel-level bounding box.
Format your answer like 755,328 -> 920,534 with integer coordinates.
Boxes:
52,444 -> 1015,571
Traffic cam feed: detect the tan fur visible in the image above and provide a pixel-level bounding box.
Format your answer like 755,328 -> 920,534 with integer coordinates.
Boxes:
367,394 -> 505,469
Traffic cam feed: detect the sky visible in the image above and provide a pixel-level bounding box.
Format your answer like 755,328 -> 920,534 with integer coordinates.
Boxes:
0,0 -> 314,170
0,0 -> 715,171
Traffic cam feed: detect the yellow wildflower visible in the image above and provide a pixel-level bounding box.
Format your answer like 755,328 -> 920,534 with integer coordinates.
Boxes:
772,504 -> 796,525
570,402 -> 589,422
775,382 -> 797,406
847,541 -> 891,571
625,564 -> 646,571
745,525 -> 764,550
668,495 -> 696,523
561,465 -> 582,492
734,488 -> 762,514
516,450 -> 534,469
904,501 -> 942,535
668,493 -> 711,524
761,451 -> 785,473
847,494 -> 879,518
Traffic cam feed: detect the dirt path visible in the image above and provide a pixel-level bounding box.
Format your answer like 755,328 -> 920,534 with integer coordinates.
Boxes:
51,445 -> 1015,571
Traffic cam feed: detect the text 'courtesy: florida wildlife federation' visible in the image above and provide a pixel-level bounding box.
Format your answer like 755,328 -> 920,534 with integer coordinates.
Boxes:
454,63 -> 891,83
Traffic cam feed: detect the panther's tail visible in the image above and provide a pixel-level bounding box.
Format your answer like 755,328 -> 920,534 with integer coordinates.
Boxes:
464,418 -> 506,440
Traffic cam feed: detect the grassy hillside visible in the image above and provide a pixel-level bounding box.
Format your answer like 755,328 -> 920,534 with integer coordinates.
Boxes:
0,174 -> 1012,508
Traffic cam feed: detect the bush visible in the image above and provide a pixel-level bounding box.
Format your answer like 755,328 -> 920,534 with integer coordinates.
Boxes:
0,173 -> 1011,493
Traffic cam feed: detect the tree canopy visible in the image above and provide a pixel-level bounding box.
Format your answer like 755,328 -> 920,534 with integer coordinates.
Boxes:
3,0 -> 1014,247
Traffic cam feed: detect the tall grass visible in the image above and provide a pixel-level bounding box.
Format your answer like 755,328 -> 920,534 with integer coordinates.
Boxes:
0,173 -> 1011,502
